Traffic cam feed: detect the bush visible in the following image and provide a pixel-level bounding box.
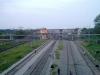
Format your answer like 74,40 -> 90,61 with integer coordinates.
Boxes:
96,40 -> 100,44
51,64 -> 58,69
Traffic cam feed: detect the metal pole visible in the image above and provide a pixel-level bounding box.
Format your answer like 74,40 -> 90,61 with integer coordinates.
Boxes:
89,25 -> 90,42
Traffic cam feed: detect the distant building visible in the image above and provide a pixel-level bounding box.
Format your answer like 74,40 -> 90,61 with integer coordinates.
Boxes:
32,28 -> 81,40
48,29 -> 60,39
48,29 -> 80,40
33,28 -> 48,39
39,28 -> 48,39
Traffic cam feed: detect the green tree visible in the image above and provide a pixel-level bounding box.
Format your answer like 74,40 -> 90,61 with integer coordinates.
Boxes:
14,30 -> 27,39
15,30 -> 26,35
0,32 -> 2,35
81,28 -> 88,34
94,14 -> 100,34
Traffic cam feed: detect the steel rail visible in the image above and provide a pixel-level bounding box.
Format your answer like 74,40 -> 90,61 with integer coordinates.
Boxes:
23,41 -> 56,75
66,41 -> 77,75
74,41 -> 99,75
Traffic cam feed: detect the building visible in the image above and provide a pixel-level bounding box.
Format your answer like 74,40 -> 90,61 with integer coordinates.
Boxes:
39,28 -> 48,39
48,29 -> 80,40
32,28 -> 80,40
33,28 -> 48,39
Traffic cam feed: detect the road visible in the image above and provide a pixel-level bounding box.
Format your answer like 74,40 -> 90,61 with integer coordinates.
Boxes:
59,41 -> 100,75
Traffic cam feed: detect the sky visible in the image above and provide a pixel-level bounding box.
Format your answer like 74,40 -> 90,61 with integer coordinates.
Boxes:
0,0 -> 100,29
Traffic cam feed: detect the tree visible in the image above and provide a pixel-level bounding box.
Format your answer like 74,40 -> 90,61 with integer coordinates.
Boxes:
15,30 -> 26,35
94,14 -> 100,34
81,28 -> 94,34
81,28 -> 88,34
14,30 -> 27,39
0,32 -> 2,35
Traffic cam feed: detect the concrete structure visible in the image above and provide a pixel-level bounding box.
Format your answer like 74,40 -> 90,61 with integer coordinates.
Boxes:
33,28 -> 48,39
0,28 -> 82,40
40,28 -> 48,39
48,29 -> 76,40
32,28 -> 80,40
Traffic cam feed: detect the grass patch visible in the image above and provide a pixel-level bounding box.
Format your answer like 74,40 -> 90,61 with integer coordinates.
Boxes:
51,64 -> 58,75
50,41 -> 64,75
0,40 -> 26,52
55,41 -> 63,59
55,51 -> 60,59
0,40 -> 45,72
82,41 -> 100,61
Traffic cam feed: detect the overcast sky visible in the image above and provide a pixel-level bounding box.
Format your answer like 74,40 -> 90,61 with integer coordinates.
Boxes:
0,0 -> 100,29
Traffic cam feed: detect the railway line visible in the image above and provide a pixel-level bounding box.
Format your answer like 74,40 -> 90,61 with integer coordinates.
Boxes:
66,41 -> 77,75
1,40 -> 100,75
24,41 -> 56,75
60,40 -> 100,75
74,41 -> 100,75
68,41 -> 100,75
1,40 -> 56,75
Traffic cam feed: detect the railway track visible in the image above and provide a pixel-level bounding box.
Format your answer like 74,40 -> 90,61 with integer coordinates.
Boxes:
1,40 -> 51,75
70,41 -> 98,75
74,41 -> 100,75
2,40 -> 100,75
23,41 -> 56,75
65,41 -> 100,75
66,41 -> 77,75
